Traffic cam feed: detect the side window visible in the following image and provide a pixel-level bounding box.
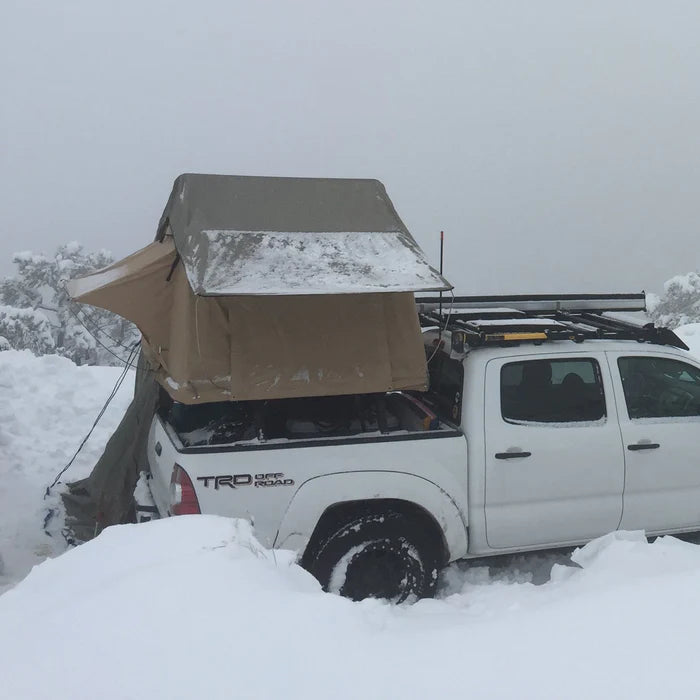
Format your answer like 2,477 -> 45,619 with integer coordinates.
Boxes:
618,356 -> 700,419
501,358 -> 606,424
426,353 -> 464,425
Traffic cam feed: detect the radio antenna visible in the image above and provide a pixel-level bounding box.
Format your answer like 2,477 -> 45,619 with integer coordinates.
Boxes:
438,230 -> 444,320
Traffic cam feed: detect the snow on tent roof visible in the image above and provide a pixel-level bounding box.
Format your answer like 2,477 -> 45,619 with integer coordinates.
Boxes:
157,174 -> 451,295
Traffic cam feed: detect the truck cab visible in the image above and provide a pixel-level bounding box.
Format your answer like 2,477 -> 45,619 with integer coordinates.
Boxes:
457,340 -> 700,554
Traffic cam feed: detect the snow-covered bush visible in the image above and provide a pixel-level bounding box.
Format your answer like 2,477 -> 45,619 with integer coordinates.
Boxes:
0,306 -> 55,356
0,243 -> 139,365
648,272 -> 700,328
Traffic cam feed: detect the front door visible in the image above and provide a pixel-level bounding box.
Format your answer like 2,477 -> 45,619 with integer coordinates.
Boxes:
484,354 -> 625,549
609,352 -> 700,533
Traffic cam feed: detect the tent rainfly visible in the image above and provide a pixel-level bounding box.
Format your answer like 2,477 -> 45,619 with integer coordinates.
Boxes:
68,174 -> 451,404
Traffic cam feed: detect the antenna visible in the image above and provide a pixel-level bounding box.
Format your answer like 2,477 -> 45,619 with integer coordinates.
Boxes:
438,231 -> 444,320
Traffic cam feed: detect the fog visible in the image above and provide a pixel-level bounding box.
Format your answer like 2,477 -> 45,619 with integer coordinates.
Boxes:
2,1 -> 699,294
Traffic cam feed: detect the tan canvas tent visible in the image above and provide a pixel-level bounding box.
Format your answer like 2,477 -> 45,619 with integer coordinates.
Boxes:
68,174 -> 451,403
62,174 -> 451,539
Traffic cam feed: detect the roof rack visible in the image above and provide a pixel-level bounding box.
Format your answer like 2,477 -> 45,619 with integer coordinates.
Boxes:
416,292 -> 689,352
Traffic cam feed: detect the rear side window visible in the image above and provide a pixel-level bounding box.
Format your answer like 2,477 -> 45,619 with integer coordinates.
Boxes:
501,358 -> 606,424
426,354 -> 464,425
618,356 -> 700,418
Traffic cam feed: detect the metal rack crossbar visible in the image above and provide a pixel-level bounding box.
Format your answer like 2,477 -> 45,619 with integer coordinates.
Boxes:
416,293 -> 689,352
416,292 -> 647,315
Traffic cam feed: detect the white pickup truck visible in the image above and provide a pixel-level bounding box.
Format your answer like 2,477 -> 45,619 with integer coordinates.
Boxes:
139,294 -> 700,602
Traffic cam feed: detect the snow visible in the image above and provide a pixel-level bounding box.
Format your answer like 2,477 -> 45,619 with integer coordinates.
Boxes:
3,519 -> 700,699
291,367 -> 310,382
188,229 -> 450,295
0,350 -> 133,592
676,323 -> 700,360
65,262 -> 125,298
179,427 -> 216,446
664,272 -> 700,295
12,251 -> 49,265
0,304 -> 54,350
329,541 -> 373,594
165,375 -> 181,390
7,343 -> 700,697
132,471 -> 154,509
645,291 -> 661,314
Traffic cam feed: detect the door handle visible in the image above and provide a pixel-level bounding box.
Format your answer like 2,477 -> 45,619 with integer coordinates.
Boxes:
495,451 -> 532,460
627,443 -> 660,451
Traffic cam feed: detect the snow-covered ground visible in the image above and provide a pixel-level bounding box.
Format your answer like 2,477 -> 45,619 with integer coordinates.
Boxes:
3,517 -> 700,699
2,338 -> 700,698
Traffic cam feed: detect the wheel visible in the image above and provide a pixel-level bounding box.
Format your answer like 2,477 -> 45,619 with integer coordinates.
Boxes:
306,511 -> 440,603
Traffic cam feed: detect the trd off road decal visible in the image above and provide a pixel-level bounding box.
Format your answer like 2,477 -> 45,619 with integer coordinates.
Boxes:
196,473 -> 294,490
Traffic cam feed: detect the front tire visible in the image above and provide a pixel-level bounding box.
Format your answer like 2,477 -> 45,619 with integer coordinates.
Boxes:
306,511 -> 439,603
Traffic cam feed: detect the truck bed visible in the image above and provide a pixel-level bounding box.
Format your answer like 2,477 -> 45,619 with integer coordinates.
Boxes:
161,390 -> 457,452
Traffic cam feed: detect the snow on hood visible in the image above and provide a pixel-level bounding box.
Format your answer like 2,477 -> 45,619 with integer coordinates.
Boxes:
5,517 -> 700,699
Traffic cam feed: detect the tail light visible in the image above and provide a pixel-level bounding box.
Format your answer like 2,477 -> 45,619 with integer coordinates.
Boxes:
170,464 -> 201,515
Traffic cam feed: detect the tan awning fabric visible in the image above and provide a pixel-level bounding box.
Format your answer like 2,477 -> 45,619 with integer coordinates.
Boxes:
66,239 -> 177,354
69,241 -> 427,403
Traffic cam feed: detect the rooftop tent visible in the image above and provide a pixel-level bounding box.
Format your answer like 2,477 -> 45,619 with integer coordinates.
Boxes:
68,175 -> 451,403
157,174 -> 449,296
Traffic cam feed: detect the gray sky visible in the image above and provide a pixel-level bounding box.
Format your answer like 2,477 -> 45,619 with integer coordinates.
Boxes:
2,1 -> 699,295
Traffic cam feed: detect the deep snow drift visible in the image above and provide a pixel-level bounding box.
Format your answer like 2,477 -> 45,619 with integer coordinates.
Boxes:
4,517 -> 700,699
0,350 -> 133,591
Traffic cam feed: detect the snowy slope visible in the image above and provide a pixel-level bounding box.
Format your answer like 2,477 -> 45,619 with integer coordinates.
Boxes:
3,518 -> 700,699
676,323 -> 700,360
0,351 -> 133,591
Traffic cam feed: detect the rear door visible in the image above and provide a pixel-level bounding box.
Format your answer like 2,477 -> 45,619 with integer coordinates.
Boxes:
608,352 -> 700,533
484,353 -> 625,548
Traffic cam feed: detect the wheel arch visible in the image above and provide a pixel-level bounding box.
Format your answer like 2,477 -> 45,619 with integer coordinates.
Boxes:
274,471 -> 468,563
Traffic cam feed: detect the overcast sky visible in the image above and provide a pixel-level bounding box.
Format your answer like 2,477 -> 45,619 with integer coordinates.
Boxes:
2,1 -> 699,294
